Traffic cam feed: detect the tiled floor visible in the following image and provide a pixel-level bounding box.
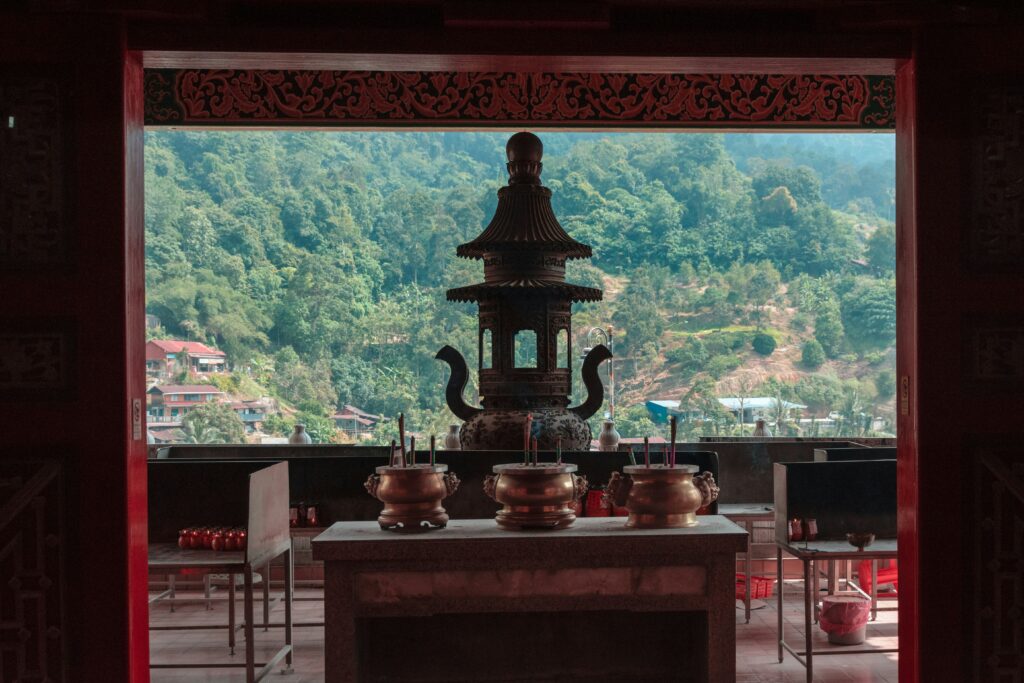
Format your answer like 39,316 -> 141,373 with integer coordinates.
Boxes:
149,581 -> 898,682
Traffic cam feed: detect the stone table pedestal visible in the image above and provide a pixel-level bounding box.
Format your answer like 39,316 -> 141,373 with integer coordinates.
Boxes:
313,516 -> 746,682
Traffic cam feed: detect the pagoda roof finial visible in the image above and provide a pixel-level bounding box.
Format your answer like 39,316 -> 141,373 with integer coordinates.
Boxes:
456,131 -> 592,260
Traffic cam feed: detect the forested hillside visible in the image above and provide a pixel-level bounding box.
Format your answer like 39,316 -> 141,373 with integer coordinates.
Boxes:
144,131 -> 896,442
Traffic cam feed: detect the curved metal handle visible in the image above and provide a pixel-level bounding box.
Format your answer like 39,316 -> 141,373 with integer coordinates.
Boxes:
435,345 -> 483,421
569,344 -> 613,421
364,473 -> 381,500
571,473 -> 589,503
692,471 -> 720,508
443,472 -> 461,497
483,473 -> 499,501
603,472 -> 633,508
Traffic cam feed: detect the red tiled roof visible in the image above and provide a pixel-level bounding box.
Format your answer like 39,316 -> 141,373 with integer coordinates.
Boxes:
148,384 -> 222,395
335,415 -> 375,427
146,340 -> 226,361
342,405 -> 381,420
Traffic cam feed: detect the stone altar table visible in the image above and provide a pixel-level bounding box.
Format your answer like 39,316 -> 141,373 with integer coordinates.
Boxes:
313,516 -> 746,682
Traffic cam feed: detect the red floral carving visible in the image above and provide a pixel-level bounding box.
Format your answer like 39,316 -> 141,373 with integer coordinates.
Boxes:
145,69 -> 894,128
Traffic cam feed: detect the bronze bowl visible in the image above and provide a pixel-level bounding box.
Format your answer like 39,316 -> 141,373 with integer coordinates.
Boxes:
365,464 -> 460,532
484,463 -> 588,531
604,464 -> 719,529
846,532 -> 876,550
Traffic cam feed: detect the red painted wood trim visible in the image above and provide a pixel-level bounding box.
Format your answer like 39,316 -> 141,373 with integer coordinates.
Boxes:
895,57 -> 918,683
123,49 -> 150,683
143,69 -> 895,129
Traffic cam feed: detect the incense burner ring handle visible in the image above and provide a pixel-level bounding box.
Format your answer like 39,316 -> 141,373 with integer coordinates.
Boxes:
693,471 -> 720,508
571,473 -> 589,503
443,472 -> 461,497
603,471 -> 633,508
483,474 -> 499,501
364,473 -> 382,500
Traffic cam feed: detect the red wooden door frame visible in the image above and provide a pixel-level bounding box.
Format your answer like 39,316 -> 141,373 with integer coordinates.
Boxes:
127,52 -> 918,683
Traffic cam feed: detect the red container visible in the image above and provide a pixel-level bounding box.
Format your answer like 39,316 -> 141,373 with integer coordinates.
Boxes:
735,574 -> 776,600
585,489 -> 611,517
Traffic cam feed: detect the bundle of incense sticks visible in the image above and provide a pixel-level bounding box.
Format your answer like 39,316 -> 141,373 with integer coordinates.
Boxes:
523,413 -> 533,465
430,435 -> 436,466
556,438 -> 562,464
643,436 -> 650,467
627,448 -> 637,466
669,415 -> 677,468
398,413 -> 406,461
409,436 -> 415,466
531,437 -> 538,466
390,439 -> 398,467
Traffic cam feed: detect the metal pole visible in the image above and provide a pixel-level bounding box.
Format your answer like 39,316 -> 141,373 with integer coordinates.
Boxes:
608,327 -> 615,419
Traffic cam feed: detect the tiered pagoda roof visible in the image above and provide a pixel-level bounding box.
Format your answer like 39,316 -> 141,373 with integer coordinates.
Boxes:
446,131 -> 602,304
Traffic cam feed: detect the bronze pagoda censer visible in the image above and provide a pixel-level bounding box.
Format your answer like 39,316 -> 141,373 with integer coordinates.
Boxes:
436,132 -> 611,450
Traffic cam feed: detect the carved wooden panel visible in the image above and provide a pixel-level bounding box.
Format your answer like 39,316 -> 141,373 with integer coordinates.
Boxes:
144,69 -> 895,129
971,84 -> 1024,271
964,318 -> 1024,390
0,319 -> 75,400
0,460 -> 66,683
0,74 -> 71,268
973,448 -> 1024,682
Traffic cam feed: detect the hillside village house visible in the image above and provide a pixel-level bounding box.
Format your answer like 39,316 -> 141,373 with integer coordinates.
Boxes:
331,404 -> 381,437
145,340 -> 227,379
146,384 -> 222,424
647,397 -> 806,425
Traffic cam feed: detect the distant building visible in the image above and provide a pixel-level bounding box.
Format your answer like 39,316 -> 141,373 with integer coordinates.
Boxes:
646,397 -> 806,425
716,397 -> 806,424
147,384 -> 223,424
229,399 -> 272,433
332,404 -> 381,437
145,340 -> 227,379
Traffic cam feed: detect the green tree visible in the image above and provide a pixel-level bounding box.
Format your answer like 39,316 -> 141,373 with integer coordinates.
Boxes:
865,222 -> 896,274
182,402 -> 246,443
814,304 -> 845,358
752,332 -> 777,356
794,375 -> 842,417
801,339 -> 826,369
875,369 -> 896,398
841,278 -> 897,350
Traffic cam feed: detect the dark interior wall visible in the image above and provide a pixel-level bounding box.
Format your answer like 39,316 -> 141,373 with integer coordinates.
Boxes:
3,3 -> 1024,682
0,14 -> 148,682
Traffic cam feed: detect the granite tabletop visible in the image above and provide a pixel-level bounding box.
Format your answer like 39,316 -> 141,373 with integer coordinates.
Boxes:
312,515 -> 748,563
778,537 -> 898,559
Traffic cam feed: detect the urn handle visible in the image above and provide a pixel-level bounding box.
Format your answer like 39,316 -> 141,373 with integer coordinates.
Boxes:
443,472 -> 461,498
364,473 -> 381,500
603,471 -> 633,508
483,473 -> 499,501
692,471 -> 720,508
571,473 -> 589,503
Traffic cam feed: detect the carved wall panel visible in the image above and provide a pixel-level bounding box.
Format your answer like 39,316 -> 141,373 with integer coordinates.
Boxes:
0,319 -> 75,400
963,318 -> 1024,390
973,447 -> 1024,683
0,74 -> 71,268
144,69 -> 895,129
971,85 -> 1024,271
0,460 -> 66,683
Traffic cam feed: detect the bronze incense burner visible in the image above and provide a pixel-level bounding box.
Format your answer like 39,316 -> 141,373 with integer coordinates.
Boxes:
365,464 -> 460,532
484,463 -> 588,530
436,132 -> 611,450
604,465 -> 719,529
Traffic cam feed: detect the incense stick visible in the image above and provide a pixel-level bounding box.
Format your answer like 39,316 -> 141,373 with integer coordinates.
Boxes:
669,415 -> 677,468
409,436 -> 415,466
643,436 -> 650,467
430,434 -> 436,466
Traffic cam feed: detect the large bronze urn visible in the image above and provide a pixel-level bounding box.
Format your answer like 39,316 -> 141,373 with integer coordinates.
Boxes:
436,132 -> 611,450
